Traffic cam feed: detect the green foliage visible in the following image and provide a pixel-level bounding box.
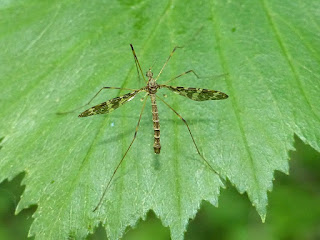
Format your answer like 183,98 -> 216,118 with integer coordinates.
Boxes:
0,0 -> 319,239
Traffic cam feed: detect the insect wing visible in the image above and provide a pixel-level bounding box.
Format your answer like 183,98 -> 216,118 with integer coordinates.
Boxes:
163,86 -> 228,101
79,89 -> 143,117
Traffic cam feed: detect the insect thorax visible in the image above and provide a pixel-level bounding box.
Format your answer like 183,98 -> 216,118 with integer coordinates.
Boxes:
146,70 -> 158,94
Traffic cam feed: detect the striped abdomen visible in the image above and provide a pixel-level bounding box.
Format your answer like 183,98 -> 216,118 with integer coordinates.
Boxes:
150,94 -> 161,154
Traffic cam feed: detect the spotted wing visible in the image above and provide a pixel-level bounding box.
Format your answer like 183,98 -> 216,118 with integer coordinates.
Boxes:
79,89 -> 143,117
163,86 -> 228,101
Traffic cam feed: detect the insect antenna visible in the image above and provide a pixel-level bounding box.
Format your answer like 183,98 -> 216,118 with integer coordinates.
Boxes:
130,44 -> 147,83
149,59 -> 157,71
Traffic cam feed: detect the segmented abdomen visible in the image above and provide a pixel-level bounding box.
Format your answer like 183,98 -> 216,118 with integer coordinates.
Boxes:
150,94 -> 161,154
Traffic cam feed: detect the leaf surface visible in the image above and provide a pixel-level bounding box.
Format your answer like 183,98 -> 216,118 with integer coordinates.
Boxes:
0,0 -> 319,239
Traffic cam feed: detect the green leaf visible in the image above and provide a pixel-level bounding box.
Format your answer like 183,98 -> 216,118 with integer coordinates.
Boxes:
0,0 -> 319,239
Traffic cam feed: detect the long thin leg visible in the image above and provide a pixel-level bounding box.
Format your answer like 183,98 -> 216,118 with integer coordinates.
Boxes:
163,71 -> 228,85
131,46 -> 142,84
156,95 -> 220,176
57,86 -> 137,114
93,96 -> 148,212
155,46 -> 183,81
130,44 -> 147,83
162,70 -> 199,85
156,27 -> 203,83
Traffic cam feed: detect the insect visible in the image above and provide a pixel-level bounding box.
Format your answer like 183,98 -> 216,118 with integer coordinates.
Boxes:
77,44 -> 228,211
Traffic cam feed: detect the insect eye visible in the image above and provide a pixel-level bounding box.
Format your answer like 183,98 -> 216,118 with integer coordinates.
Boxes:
146,71 -> 153,77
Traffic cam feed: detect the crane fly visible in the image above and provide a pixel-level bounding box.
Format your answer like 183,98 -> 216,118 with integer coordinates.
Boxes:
77,44 -> 228,212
